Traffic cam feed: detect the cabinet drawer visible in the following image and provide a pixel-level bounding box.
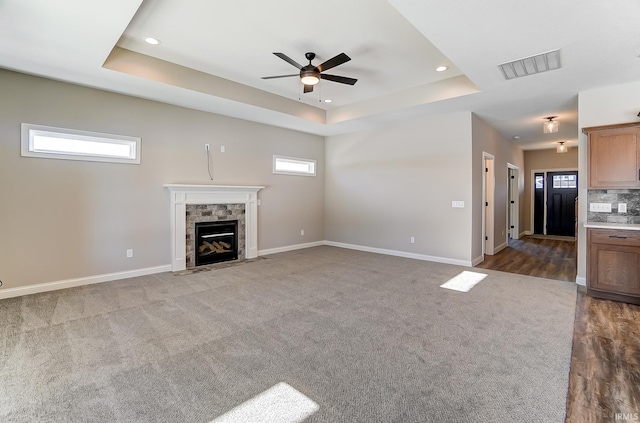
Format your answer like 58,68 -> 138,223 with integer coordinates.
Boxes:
588,229 -> 640,247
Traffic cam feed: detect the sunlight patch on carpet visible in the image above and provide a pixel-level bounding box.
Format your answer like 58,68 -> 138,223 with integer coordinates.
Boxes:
440,271 -> 488,292
210,382 -> 319,423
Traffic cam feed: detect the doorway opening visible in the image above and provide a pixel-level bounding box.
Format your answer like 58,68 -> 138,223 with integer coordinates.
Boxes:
531,169 -> 578,237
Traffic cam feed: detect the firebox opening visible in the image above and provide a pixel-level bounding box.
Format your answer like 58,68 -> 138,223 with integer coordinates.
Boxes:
195,220 -> 238,266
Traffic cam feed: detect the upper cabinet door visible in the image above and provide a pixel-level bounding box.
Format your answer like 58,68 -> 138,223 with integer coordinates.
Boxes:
586,124 -> 640,189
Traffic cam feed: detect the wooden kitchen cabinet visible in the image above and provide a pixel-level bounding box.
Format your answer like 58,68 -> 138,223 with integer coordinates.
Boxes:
583,122 -> 640,189
587,228 -> 640,305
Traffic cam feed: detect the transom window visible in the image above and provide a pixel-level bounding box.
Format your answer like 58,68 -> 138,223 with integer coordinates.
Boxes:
21,123 -> 141,164
273,155 -> 316,176
552,174 -> 576,188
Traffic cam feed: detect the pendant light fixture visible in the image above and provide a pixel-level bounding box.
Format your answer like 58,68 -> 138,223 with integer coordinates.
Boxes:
543,116 -> 559,134
557,141 -> 568,153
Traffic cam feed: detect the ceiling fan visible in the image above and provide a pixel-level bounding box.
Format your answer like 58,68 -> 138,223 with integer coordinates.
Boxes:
261,52 -> 357,93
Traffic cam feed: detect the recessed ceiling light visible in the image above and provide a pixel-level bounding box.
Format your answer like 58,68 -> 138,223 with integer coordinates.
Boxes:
513,136 -> 520,140
324,99 -> 332,103
435,66 -> 449,72
144,37 -> 160,45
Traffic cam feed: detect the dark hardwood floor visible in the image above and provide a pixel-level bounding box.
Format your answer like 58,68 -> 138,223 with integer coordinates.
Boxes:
566,287 -> 640,423
474,236 -> 640,422
475,235 -> 576,282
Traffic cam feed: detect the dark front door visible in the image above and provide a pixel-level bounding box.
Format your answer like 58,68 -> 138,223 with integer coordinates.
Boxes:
546,171 -> 578,236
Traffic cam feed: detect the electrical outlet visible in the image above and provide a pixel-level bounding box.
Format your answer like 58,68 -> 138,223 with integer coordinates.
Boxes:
126,249 -> 133,258
220,146 -> 225,153
410,236 -> 415,244
300,229 -> 304,236
589,202 -> 612,212
619,203 -> 627,213
204,144 -> 210,151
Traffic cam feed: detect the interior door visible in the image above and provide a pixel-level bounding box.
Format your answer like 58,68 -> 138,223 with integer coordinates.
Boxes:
508,167 -> 519,239
546,171 -> 578,236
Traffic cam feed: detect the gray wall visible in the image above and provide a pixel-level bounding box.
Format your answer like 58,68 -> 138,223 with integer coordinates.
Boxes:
471,115 -> 525,260
0,70 -> 325,289
325,112 -> 474,263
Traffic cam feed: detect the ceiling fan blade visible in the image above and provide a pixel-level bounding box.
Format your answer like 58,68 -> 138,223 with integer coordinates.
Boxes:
273,52 -> 303,69
303,84 -> 314,93
261,74 -> 299,80
320,74 -> 357,85
317,53 -> 351,72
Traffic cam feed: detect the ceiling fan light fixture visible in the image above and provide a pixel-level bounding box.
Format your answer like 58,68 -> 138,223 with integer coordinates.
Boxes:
557,141 -> 568,153
543,116 -> 559,134
300,70 -> 320,85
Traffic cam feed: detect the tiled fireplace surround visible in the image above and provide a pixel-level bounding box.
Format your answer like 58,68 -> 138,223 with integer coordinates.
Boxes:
185,204 -> 245,268
164,185 -> 264,271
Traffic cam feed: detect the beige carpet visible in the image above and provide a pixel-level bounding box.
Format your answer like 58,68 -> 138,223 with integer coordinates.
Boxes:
0,246 -> 576,422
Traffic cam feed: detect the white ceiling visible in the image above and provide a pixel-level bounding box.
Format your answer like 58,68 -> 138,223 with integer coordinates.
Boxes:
1,0 -> 640,150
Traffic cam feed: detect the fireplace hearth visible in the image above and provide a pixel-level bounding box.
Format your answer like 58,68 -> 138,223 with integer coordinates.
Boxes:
195,220 -> 239,266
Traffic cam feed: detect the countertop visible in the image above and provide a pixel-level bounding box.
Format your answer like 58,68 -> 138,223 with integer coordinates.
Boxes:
584,222 -> 640,231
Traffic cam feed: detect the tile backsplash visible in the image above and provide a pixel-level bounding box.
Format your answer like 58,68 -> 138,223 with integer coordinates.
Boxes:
587,189 -> 640,224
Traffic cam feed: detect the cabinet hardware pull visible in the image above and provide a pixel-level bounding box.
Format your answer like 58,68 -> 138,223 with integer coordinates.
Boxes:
609,235 -> 628,239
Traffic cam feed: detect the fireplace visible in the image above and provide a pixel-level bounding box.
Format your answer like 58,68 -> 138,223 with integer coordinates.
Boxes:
195,220 -> 238,266
164,185 -> 264,272
185,203 -> 245,268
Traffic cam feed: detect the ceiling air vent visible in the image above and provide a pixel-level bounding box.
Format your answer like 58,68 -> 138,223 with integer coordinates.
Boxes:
498,49 -> 561,80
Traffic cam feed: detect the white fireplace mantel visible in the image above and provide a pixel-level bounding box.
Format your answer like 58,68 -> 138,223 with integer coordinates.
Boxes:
164,184 -> 265,271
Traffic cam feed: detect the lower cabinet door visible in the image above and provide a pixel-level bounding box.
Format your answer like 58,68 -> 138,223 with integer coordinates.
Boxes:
589,242 -> 640,296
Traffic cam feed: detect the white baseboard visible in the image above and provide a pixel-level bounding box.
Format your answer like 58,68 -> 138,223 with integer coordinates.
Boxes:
324,241 -> 473,267
258,241 -> 325,256
0,264 -> 171,300
520,231 -> 533,237
0,240 -> 489,299
494,241 -> 508,254
575,276 -> 586,286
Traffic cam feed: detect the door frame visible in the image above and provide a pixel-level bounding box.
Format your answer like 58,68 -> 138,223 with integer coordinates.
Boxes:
529,167 -> 578,235
483,152 -> 495,255
546,170 -> 578,236
507,163 -> 520,240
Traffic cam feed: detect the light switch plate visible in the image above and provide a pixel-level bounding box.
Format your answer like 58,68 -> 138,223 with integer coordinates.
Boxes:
590,202 -> 612,212
452,201 -> 465,208
619,203 -> 627,213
